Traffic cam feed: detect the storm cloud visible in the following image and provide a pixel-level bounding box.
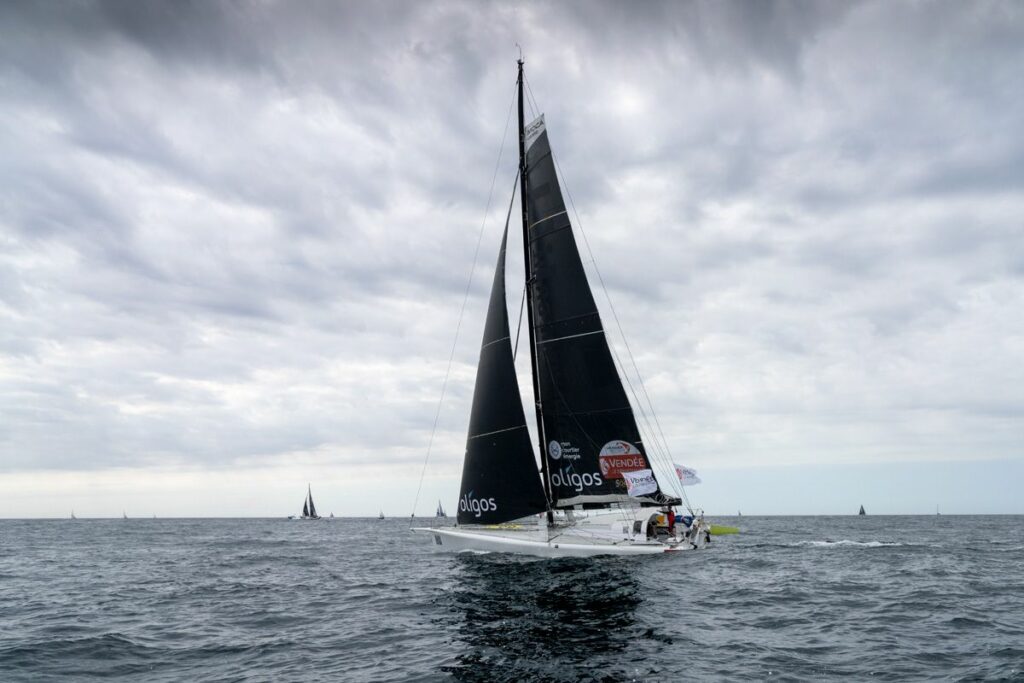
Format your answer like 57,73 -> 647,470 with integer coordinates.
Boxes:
1,1 -> 1021,515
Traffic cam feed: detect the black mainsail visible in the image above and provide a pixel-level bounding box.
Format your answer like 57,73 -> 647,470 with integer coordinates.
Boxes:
522,114 -> 678,509
456,224 -> 548,525
302,497 -> 310,518
307,487 -> 318,518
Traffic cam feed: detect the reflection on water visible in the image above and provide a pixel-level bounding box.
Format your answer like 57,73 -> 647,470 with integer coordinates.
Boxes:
441,554 -> 643,681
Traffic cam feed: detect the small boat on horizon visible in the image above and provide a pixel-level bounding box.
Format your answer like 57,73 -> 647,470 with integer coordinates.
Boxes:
859,505 -> 866,516
298,484 -> 322,520
436,500 -> 447,518
378,510 -> 385,520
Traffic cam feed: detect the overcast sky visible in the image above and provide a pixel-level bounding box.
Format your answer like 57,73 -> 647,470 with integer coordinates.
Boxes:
2,1 -> 1022,517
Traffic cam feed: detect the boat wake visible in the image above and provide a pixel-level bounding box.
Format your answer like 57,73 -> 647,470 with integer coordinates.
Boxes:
798,540 -> 904,548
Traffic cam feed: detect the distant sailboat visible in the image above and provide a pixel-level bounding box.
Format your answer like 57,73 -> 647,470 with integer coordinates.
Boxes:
329,512 -> 335,519
436,500 -> 447,518
858,505 -> 866,516
300,484 -> 322,520
378,510 -> 385,520
70,510 -> 76,520
123,511 -> 128,519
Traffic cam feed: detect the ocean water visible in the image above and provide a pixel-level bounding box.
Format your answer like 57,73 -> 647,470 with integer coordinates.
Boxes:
1,516 -> 1022,681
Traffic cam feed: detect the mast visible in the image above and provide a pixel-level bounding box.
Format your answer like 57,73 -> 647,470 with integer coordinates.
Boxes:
518,59 -> 554,525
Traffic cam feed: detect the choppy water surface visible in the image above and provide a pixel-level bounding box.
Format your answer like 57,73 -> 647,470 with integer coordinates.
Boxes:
1,516 -> 1022,681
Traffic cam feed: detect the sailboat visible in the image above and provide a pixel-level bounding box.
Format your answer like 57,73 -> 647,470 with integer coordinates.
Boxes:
123,511 -> 128,520
70,510 -> 76,520
436,500 -> 447,518
378,510 -> 385,520
859,505 -> 866,516
413,59 -> 710,557
300,484 -> 322,520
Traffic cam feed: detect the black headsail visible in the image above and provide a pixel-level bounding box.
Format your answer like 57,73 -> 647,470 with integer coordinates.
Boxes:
456,223 -> 549,525
523,113 -> 679,509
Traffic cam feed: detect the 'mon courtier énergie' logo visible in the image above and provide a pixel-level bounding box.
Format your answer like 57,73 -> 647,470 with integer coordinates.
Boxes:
547,440 -> 580,461
459,492 -> 497,518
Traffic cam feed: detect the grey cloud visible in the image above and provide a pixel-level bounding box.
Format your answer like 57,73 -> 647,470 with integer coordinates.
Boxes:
1,0 -> 1022,479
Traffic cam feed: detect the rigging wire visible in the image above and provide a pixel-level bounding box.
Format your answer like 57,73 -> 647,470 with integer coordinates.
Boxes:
409,79 -> 519,524
512,269 -> 527,360
524,76 -> 541,121
491,172 -> 523,361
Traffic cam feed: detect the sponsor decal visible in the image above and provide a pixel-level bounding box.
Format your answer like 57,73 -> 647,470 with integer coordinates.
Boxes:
598,440 -> 647,479
524,114 -> 546,150
547,440 -> 580,461
459,492 -> 497,518
550,467 -> 603,493
622,469 -> 658,497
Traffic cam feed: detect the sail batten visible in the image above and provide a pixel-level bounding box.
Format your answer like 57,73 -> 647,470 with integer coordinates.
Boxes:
536,329 -> 605,345
528,211 -> 568,230
468,424 -> 529,440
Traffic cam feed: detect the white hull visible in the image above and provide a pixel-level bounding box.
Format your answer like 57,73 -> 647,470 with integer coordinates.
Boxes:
413,512 -> 709,558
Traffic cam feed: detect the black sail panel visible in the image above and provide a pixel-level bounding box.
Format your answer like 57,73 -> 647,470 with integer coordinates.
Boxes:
302,497 -> 309,517
308,491 -> 318,518
457,226 -> 549,525
524,115 -> 677,508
